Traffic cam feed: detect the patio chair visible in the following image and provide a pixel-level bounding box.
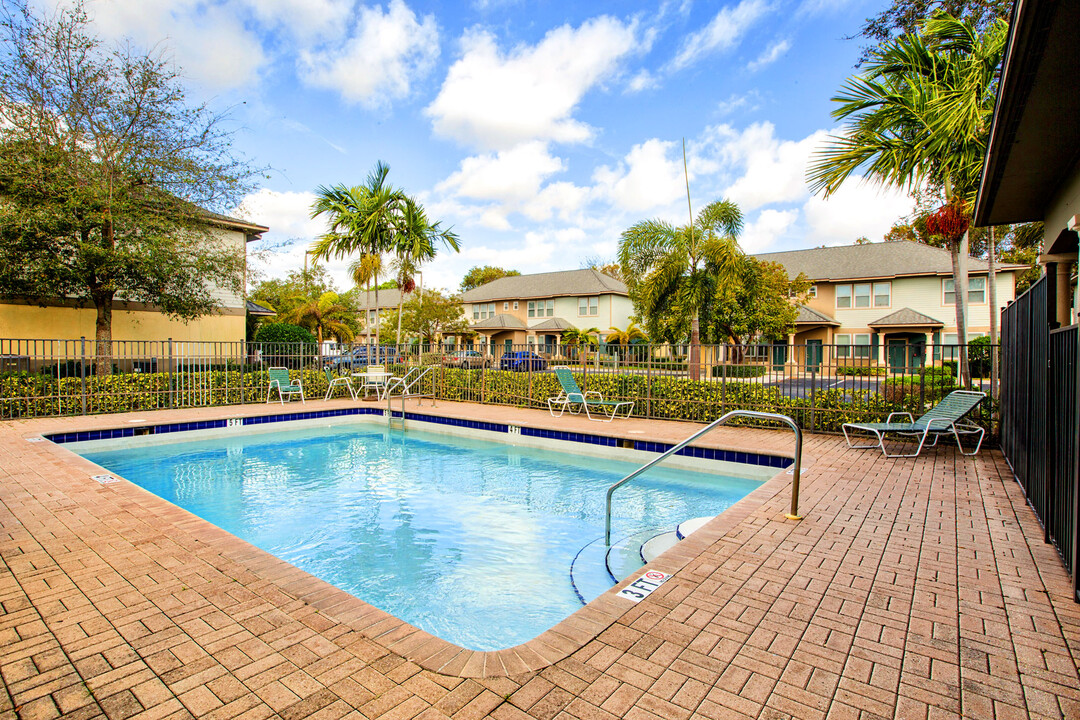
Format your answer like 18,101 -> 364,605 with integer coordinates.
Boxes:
323,367 -> 356,401
356,365 -> 389,400
547,366 -> 633,422
842,389 -> 986,458
267,367 -> 305,405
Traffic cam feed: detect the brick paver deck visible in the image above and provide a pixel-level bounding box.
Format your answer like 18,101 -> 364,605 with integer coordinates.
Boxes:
1,400 -> 1078,720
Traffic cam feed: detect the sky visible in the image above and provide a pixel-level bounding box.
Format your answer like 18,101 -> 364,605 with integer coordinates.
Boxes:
56,0 -> 915,294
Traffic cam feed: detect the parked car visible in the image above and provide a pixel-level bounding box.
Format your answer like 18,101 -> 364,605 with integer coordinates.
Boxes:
499,351 -> 548,372
442,350 -> 493,369
324,345 -> 403,371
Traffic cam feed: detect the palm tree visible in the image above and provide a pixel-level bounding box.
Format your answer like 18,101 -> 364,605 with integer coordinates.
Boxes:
283,291 -> 356,354
806,13 -> 1008,383
388,198 -> 460,346
349,254 -> 383,345
561,326 -> 600,362
605,323 -> 648,345
618,199 -> 743,380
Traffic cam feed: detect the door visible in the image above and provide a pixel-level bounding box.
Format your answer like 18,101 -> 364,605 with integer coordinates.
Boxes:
887,339 -> 907,373
504,339 -> 513,356
805,340 -> 822,371
771,344 -> 788,371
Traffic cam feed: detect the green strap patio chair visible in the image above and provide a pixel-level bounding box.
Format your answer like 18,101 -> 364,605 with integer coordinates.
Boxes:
266,367 -> 305,405
547,366 -> 633,422
842,389 -> 986,458
323,367 -> 356,401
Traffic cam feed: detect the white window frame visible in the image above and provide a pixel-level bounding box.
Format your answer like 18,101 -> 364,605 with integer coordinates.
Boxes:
578,296 -> 599,316
527,301 -> 536,318
835,334 -> 851,358
854,283 -> 872,308
513,301 -> 519,310
873,282 -> 891,308
943,277 -> 988,305
853,333 -> 872,359
503,302 -> 509,310
808,285 -> 817,298
836,284 -> 852,309
545,299 -> 554,317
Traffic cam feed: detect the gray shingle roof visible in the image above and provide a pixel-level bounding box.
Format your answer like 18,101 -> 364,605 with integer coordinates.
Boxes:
869,308 -> 945,327
753,240 -> 1027,281
471,314 -> 527,330
353,289 -> 406,310
461,269 -> 626,302
795,306 -> 839,325
530,318 -> 576,331
246,300 -> 276,315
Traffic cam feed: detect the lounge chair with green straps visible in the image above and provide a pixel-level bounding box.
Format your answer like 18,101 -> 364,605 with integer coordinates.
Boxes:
547,366 -> 633,422
842,389 -> 985,457
266,367 -> 305,405
323,367 -> 356,401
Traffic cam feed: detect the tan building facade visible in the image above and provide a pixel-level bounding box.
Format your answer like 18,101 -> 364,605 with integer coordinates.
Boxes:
460,269 -> 634,356
0,216 -> 267,344
754,241 -> 1024,371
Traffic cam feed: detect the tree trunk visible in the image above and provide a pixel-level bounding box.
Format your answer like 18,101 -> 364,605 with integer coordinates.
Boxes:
365,283 -> 373,348
93,293 -> 114,377
374,280 -> 380,349
396,294 -> 405,348
689,309 -> 701,381
988,226 -> 998,396
950,233 -> 971,386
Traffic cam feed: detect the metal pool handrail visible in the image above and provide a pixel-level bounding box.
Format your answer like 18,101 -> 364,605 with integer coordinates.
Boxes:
604,410 -> 803,545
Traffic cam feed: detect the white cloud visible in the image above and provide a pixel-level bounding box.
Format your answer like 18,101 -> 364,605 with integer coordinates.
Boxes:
747,38 -> 790,71
626,69 -> 659,93
740,208 -> 797,252
669,0 -> 770,71
79,0 -> 265,90
802,180 -> 914,245
236,188 -> 325,241
593,139 -> 687,213
299,0 -> 439,107
426,16 -> 639,150
237,0 -> 352,40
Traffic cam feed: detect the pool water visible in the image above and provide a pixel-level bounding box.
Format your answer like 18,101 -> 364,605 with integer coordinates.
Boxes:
79,423 -> 764,650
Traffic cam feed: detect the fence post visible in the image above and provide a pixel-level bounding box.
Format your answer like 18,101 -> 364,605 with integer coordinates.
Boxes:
239,341 -> 245,405
168,338 -> 174,409
646,344 -> 652,419
79,336 -> 87,415
809,369 -> 816,433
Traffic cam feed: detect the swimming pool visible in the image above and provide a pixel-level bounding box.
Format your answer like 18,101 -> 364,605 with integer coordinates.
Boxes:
77,422 -> 767,650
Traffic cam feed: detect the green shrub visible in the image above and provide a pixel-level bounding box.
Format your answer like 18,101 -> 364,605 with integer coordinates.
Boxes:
254,323 -> 316,345
836,365 -> 886,376
710,364 -> 767,378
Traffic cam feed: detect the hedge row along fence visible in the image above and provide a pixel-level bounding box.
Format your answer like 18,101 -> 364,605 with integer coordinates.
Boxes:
0,364 -> 996,435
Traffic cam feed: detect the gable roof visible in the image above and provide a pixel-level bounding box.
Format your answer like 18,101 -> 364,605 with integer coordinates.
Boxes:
353,289 -> 406,310
795,306 -> 839,326
530,317 -> 576,331
461,269 -> 626,302
753,240 -> 1026,281
246,300 -> 276,316
471,313 -> 527,330
869,308 -> 945,328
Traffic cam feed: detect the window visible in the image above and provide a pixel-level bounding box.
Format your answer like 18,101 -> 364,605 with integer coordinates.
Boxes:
503,302 -> 509,310
854,283 -> 871,308
835,334 -> 851,358
873,282 -> 891,307
473,302 -> 495,320
513,301 -> 519,310
368,309 -> 377,324
578,296 -> 599,316
944,277 -> 987,304
836,285 -> 852,309
808,285 -> 817,298
545,299 -> 554,316
853,333 -> 871,359
527,301 -> 536,317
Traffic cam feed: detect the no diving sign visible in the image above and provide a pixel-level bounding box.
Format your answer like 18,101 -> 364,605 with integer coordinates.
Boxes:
616,570 -> 671,602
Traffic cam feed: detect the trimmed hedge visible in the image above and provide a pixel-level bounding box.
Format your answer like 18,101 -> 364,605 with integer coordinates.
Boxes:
0,363 -> 994,434
836,365 -> 886,377
710,364 -> 768,378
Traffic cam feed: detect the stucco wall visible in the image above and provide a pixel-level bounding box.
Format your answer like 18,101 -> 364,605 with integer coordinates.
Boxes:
0,303 -> 245,343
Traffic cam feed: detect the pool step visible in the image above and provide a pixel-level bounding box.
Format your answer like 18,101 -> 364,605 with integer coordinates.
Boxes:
676,516 -> 713,539
640,531 -> 679,564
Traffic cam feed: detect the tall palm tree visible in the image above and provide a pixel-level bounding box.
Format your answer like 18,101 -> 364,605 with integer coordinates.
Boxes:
618,199 -> 743,380
349,254 -> 382,345
807,13 -> 1008,383
388,198 -> 460,346
605,323 -> 648,346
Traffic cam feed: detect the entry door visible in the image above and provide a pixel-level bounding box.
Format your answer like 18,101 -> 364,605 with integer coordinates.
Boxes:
887,339 -> 907,373
805,340 -> 822,371
771,344 -> 788,371
504,339 -> 513,355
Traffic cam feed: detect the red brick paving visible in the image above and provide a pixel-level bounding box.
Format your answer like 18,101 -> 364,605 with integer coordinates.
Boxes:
1,399 -> 1078,719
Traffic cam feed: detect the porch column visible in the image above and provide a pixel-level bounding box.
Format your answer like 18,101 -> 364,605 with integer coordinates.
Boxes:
1057,261 -> 1072,327
787,333 -> 796,366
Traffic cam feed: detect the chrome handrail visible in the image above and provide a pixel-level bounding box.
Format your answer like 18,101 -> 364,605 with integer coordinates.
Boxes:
604,410 -> 803,545
386,366 -> 433,428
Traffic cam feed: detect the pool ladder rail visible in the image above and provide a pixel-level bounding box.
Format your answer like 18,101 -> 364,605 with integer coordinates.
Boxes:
604,410 -> 804,545
385,366 -> 435,429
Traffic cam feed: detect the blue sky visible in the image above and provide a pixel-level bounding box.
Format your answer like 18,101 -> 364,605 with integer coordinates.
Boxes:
67,0 -> 915,293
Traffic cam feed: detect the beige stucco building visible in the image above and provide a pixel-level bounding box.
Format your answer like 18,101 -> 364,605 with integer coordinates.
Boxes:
0,215 -> 268,345
754,240 -> 1025,371
460,269 -> 634,355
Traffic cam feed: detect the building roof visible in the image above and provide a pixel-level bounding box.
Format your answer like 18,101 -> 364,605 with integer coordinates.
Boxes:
529,318 -> 576,331
868,308 -> 945,328
795,306 -> 839,326
461,269 -> 626,302
753,240 -> 1025,282
974,0 -> 1080,226
245,300 -> 276,316
471,314 -> 527,330
353,289 -> 406,310
200,209 -> 269,238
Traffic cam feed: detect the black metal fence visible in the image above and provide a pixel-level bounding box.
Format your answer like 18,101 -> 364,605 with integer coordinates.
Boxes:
0,337 -> 998,436
1001,274 -> 1079,602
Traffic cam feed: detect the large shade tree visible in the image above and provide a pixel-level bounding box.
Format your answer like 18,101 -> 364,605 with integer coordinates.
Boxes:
807,13 -> 1008,383
0,0 -> 253,373
618,199 -> 743,380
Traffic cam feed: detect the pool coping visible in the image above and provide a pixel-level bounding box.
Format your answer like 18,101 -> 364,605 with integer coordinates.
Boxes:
24,400 -> 808,679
